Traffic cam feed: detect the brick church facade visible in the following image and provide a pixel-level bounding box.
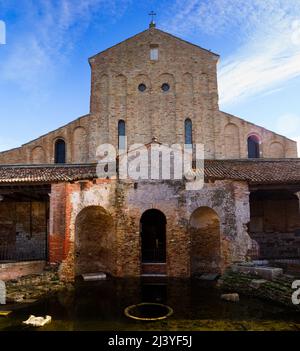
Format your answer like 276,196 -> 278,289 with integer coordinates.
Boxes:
0,25 -> 299,281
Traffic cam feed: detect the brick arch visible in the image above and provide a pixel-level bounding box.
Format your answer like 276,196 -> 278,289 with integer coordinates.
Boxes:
115,73 -> 127,93
75,206 -> 116,277
189,206 -> 221,275
154,73 -> 176,144
183,72 -> 193,93
157,72 -> 176,91
224,123 -> 240,158
72,127 -> 87,163
182,73 -> 194,112
269,141 -> 285,158
140,209 -> 167,263
31,146 -> 46,164
131,74 -> 152,144
134,73 -> 152,91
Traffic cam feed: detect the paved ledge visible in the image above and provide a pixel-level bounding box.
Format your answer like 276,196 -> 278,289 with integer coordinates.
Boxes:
232,265 -> 283,280
0,261 -> 45,281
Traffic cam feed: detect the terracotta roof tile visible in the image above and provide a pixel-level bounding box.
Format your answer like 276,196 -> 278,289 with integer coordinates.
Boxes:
0,159 -> 299,185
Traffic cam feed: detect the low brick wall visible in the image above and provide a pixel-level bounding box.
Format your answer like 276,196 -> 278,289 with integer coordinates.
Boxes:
219,269 -> 300,311
0,261 -> 46,281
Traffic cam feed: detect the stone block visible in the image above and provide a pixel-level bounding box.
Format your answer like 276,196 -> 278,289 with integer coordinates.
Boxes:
82,273 -> 107,281
221,293 -> 239,302
232,265 -> 283,280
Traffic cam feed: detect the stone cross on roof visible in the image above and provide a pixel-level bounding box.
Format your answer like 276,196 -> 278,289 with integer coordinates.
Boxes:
149,11 -> 156,28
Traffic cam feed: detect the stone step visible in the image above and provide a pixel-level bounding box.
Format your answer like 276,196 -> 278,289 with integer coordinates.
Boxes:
82,273 -> 107,281
232,265 -> 283,280
141,263 -> 167,275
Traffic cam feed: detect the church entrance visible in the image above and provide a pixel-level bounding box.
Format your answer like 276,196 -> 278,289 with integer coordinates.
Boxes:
140,209 -> 166,264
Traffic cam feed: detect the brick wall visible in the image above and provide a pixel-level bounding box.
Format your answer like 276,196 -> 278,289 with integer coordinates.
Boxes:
53,178 -> 252,281
0,28 -> 297,165
49,183 -> 67,263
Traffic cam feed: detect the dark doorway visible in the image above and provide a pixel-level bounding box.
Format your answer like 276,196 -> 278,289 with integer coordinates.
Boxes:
140,209 -> 166,263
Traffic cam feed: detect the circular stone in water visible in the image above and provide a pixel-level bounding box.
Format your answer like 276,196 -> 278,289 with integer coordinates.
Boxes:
124,303 -> 173,321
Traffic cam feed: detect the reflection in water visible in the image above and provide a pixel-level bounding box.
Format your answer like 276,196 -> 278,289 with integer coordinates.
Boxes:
1,278 -> 300,331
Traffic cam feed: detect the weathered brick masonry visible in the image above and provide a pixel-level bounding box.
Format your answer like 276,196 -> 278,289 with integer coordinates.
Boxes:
0,27 -> 297,164
50,178 -> 252,282
0,25 -> 299,281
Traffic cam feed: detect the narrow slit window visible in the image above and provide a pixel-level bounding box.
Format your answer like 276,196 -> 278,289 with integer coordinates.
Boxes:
247,135 -> 260,158
185,118 -> 193,147
118,120 -> 126,150
54,139 -> 66,164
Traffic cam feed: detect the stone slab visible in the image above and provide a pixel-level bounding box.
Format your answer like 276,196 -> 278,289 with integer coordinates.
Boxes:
0,261 -> 45,281
221,293 -> 239,302
82,273 -> 107,281
232,265 -> 283,280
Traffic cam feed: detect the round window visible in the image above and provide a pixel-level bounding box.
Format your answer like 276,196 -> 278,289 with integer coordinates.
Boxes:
161,83 -> 170,92
138,83 -> 146,92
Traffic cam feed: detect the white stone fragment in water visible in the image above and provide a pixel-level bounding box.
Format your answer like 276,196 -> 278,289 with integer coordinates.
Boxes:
0,280 -> 5,305
221,293 -> 239,302
82,273 -> 107,281
23,315 -> 52,327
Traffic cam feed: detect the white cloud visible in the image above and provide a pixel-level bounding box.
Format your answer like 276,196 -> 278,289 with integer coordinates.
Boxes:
162,0 -> 300,107
0,0 -> 130,91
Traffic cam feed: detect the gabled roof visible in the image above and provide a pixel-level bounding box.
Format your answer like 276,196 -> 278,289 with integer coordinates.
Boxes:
89,27 -> 219,62
0,159 -> 299,185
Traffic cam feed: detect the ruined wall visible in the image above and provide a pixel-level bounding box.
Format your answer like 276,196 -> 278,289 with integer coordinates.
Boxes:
0,201 -> 47,261
249,194 -> 300,258
190,207 -> 221,274
49,183 -> 68,263
51,178 -> 252,282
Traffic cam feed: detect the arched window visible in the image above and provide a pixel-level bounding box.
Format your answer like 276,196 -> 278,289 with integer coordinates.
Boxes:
247,135 -> 260,158
185,118 -> 193,146
118,120 -> 126,150
54,139 -> 66,163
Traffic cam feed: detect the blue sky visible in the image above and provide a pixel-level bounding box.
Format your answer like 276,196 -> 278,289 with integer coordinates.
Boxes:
0,0 -> 300,154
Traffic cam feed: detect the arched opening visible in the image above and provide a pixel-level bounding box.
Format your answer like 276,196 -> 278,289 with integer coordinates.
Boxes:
54,139 -> 66,164
249,190 -> 300,259
269,142 -> 285,158
247,135 -> 260,158
185,118 -> 193,146
118,120 -> 126,150
140,209 -> 166,263
75,206 -> 115,276
189,207 -> 221,275
224,123 -> 240,158
31,146 -> 46,164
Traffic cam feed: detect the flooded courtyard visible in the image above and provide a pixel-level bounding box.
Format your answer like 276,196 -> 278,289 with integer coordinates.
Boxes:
1,278 -> 300,331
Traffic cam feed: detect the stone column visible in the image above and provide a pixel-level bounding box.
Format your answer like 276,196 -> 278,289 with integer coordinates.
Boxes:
0,280 -> 6,305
